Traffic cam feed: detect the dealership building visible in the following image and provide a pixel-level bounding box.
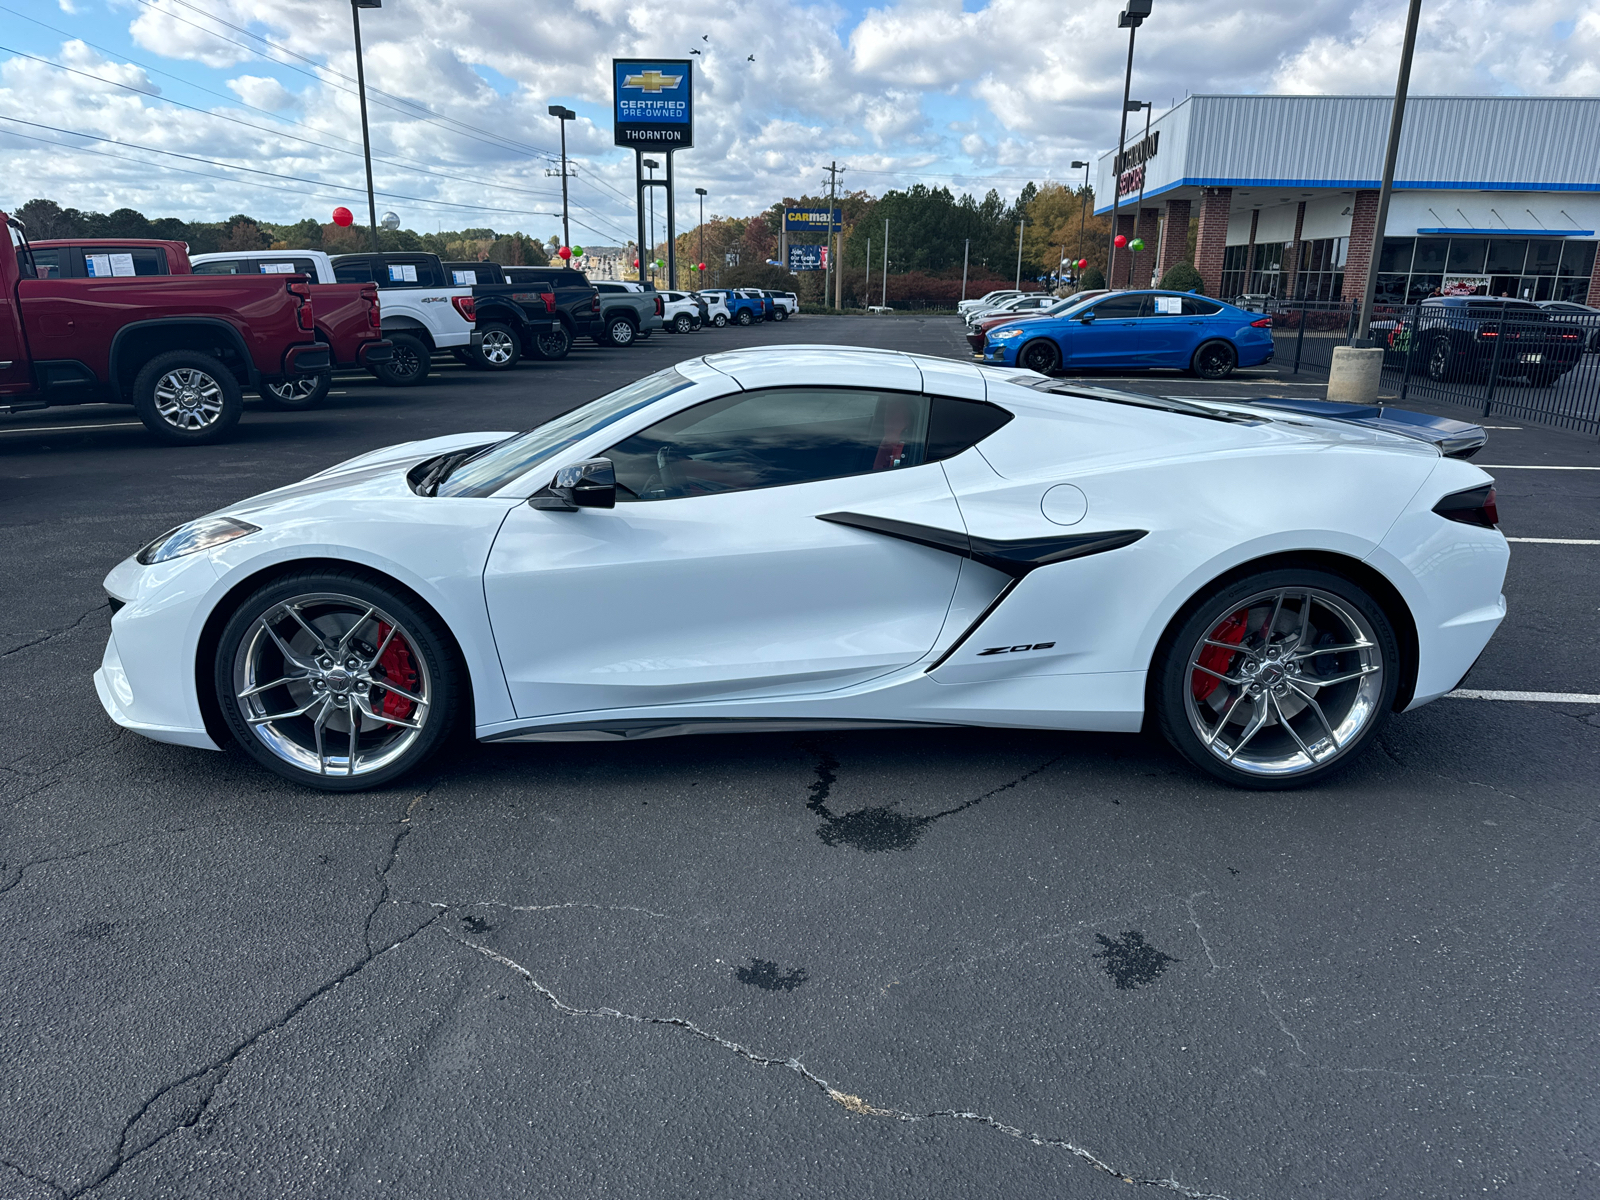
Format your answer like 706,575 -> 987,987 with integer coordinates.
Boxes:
1094,95 -> 1600,307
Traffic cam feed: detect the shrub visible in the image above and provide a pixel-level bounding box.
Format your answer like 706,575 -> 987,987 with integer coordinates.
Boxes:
1158,261 -> 1203,293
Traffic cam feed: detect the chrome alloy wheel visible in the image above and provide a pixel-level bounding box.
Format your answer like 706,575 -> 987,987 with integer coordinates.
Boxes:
153,368 -> 226,430
267,377 -> 321,403
480,328 -> 516,365
232,593 -> 432,778
1181,587 -> 1384,779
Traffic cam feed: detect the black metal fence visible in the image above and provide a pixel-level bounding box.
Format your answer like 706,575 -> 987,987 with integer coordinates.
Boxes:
1269,299 -> 1600,436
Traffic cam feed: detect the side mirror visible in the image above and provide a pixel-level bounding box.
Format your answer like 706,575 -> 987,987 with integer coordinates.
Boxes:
530,458 -> 616,510
1079,313 -> 1096,324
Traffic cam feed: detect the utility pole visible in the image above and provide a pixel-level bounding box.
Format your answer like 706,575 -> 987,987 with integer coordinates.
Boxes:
644,158 -> 659,285
1015,218 -> 1025,290
351,0 -> 382,253
1129,100 -> 1152,286
695,187 -> 707,284
1356,0 -> 1423,344
865,237 -> 871,306
1108,1 -> 1152,289
881,218 -> 888,308
822,161 -> 845,309
961,238 -> 969,300
1071,159 -> 1090,278
547,105 -> 576,252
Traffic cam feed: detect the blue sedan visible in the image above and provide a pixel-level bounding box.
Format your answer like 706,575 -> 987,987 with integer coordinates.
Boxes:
984,289 -> 1275,380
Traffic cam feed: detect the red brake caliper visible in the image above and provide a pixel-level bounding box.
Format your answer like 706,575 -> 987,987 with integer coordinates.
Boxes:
1192,609 -> 1249,701
374,622 -> 418,723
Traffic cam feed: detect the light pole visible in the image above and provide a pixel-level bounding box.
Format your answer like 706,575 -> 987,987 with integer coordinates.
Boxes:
643,158 -> 659,284
1071,160 -> 1090,280
351,0 -> 382,253
1014,218 -> 1025,290
1107,0 -> 1151,290
694,187 -> 707,288
1127,100 -> 1152,287
1355,0 -> 1423,344
960,237 -> 969,301
547,105 -> 575,253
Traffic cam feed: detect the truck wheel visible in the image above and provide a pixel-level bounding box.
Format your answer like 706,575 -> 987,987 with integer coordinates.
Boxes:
774,308 -> 788,321
713,313 -> 728,328
605,316 -> 638,346
258,374 -> 332,411
374,333 -> 431,386
529,324 -> 572,361
674,313 -> 694,333
473,323 -> 522,371
736,309 -> 753,326
132,351 -> 243,445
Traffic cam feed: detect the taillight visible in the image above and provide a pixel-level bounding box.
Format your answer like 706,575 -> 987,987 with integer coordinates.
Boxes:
289,281 -> 314,330
1560,331 -> 1579,340
655,295 -> 664,316
591,294 -> 600,313
366,290 -> 381,328
1433,485 -> 1498,529
542,293 -> 556,314
452,295 -> 476,322
1478,326 -> 1498,339
1250,316 -> 1272,328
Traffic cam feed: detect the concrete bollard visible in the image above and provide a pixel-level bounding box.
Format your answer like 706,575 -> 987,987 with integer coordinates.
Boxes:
1327,346 -> 1384,404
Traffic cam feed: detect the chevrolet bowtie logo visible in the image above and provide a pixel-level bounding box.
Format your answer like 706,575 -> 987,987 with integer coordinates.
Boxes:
623,70 -> 682,93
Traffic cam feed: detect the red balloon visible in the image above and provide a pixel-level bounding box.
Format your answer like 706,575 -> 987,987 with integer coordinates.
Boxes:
332,207 -> 353,228
698,262 -> 706,271
557,245 -> 572,260
1077,258 -> 1089,270
633,258 -> 640,267
1113,234 -> 1127,249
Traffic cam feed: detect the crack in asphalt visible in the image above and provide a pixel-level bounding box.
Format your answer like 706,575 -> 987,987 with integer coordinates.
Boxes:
1,602 -> 108,660
1377,735 -> 1595,823
1185,892 -> 1224,975
1256,979 -> 1307,1057
414,899 -> 670,920
0,828 -> 193,898
0,1154 -> 67,1199
71,808 -> 437,1198
457,936 -> 1235,1199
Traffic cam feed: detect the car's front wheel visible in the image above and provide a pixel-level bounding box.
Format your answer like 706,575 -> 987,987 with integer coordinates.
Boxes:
1191,339 -> 1237,379
1425,335 -> 1455,382
1153,568 -> 1399,789
215,571 -> 461,791
1019,338 -> 1062,374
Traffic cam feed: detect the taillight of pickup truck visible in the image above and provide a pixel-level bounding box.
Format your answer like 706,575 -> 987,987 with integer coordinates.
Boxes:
289,281 -> 315,331
364,284 -> 381,327
451,295 -> 477,322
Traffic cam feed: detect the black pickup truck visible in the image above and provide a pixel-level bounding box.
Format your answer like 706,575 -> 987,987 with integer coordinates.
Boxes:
459,276 -> 566,369
499,267 -> 601,358
1381,297 -> 1585,387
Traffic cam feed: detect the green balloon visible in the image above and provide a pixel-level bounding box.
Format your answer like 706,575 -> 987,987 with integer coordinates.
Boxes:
571,245 -> 583,256
655,259 -> 665,269
1128,238 -> 1146,252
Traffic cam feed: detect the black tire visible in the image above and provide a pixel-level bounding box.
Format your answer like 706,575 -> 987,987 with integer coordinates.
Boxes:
713,313 -> 728,327
1190,339 -> 1237,380
605,315 -> 638,347
131,350 -> 244,445
674,313 -> 694,334
257,372 -> 331,411
1525,365 -> 1559,387
1153,566 -> 1400,790
774,308 -> 788,321
473,323 -> 522,371
373,332 -> 432,386
1019,338 -> 1062,374
214,569 -> 462,792
528,323 -> 572,361
736,309 -> 754,326
1425,334 -> 1455,383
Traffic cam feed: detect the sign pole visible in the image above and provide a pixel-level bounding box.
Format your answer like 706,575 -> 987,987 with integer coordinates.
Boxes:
665,150 -> 677,289
635,151 -> 647,285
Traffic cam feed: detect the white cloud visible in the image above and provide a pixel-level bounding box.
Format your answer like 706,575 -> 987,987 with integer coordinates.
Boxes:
226,74 -> 297,111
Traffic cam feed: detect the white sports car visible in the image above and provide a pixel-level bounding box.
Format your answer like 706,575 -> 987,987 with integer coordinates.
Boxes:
95,346 -> 1507,791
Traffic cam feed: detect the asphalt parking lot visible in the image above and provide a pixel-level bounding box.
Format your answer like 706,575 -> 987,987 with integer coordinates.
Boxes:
2,316 -> 1597,1199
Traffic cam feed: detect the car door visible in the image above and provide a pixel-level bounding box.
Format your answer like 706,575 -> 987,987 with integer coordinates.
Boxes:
483,385 -> 969,718
1061,293 -> 1148,368
1136,293 -> 1191,367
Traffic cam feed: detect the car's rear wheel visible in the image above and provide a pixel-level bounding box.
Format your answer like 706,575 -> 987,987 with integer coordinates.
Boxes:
713,313 -> 728,327
1425,335 -> 1455,382
1019,339 -> 1062,374
132,351 -> 244,445
1191,340 -> 1237,379
374,332 -> 431,386
674,313 -> 694,333
774,308 -> 788,321
605,316 -> 637,346
529,323 -> 571,360
473,323 -> 521,370
258,372 -> 331,411
736,309 -> 753,326
215,572 -> 460,791
1154,568 -> 1399,789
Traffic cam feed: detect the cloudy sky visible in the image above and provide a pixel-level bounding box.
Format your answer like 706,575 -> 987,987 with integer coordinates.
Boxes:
1,0 -> 1596,244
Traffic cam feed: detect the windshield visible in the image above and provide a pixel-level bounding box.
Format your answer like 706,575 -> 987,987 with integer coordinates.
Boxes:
435,367 -> 695,498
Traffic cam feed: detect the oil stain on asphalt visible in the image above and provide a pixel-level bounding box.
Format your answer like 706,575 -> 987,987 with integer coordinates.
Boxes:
736,958 -> 809,992
1092,931 -> 1178,990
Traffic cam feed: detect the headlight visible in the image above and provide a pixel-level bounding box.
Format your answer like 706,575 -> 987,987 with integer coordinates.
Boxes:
136,516 -> 260,565
991,328 -> 1026,340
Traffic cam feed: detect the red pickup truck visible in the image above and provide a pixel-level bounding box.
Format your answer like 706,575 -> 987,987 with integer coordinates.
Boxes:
2,215 -> 337,443
29,236 -> 391,410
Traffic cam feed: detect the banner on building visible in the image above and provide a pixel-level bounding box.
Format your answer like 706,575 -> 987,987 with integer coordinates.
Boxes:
1441,274 -> 1490,296
788,244 -> 827,271
613,60 -> 693,149
784,208 -> 842,233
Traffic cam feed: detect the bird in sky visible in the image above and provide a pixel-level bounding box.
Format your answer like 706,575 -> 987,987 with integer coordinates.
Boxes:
689,48 -> 700,54
702,34 -> 710,41
747,54 -> 755,61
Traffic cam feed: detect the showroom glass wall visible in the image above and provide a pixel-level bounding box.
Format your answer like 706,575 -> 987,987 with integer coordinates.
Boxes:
1223,237 -> 1350,302
1374,236 -> 1596,303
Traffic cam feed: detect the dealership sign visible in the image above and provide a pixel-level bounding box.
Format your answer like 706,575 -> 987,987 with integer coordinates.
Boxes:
1116,130 -> 1159,198
789,243 -> 827,271
613,59 -> 693,149
784,208 -> 843,233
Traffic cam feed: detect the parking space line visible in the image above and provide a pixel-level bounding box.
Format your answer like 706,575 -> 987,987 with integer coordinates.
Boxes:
1505,537 -> 1600,544
1477,464 -> 1600,470
1447,689 -> 1600,704
0,422 -> 143,434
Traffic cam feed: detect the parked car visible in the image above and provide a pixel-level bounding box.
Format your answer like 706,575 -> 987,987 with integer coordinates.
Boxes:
3,213 -> 330,442
327,253 -> 477,386
590,280 -> 665,346
458,281 -> 563,370
500,266 -> 601,358
964,292 -> 1061,330
698,289 -> 765,326
95,346 -> 1505,792
740,289 -> 777,321
1536,299 -> 1600,352
694,291 -> 731,327
964,291 -> 1108,356
957,289 -> 1024,316
660,291 -> 703,333
761,290 -> 799,319
984,289 -> 1274,379
27,237 -> 186,279
1231,293 -> 1276,313
1382,298 -> 1584,386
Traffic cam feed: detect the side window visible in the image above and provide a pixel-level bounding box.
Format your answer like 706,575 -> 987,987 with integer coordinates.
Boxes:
333,260 -> 375,284
83,247 -> 168,277
1090,295 -> 1149,320
1182,297 -> 1224,316
605,388 -> 932,502
28,248 -> 63,279
192,259 -> 243,275
255,258 -> 318,276
926,397 -> 1014,461
381,260 -> 423,287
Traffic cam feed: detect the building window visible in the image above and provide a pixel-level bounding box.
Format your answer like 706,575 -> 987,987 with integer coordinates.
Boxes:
1287,235 -> 1594,305
1290,237 -> 1347,302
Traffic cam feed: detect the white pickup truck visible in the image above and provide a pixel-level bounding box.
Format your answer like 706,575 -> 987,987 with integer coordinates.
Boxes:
189,249 -> 476,386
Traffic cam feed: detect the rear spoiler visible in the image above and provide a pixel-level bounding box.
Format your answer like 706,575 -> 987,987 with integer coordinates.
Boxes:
1245,397 -> 1487,459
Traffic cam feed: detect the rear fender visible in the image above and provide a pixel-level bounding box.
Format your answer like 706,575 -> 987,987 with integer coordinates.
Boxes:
109,318 -> 257,397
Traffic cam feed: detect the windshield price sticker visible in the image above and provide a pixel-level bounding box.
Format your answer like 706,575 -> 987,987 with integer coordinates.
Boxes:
388,264 -> 419,282
452,269 -> 478,285
1155,296 -> 1182,314
260,262 -> 294,274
